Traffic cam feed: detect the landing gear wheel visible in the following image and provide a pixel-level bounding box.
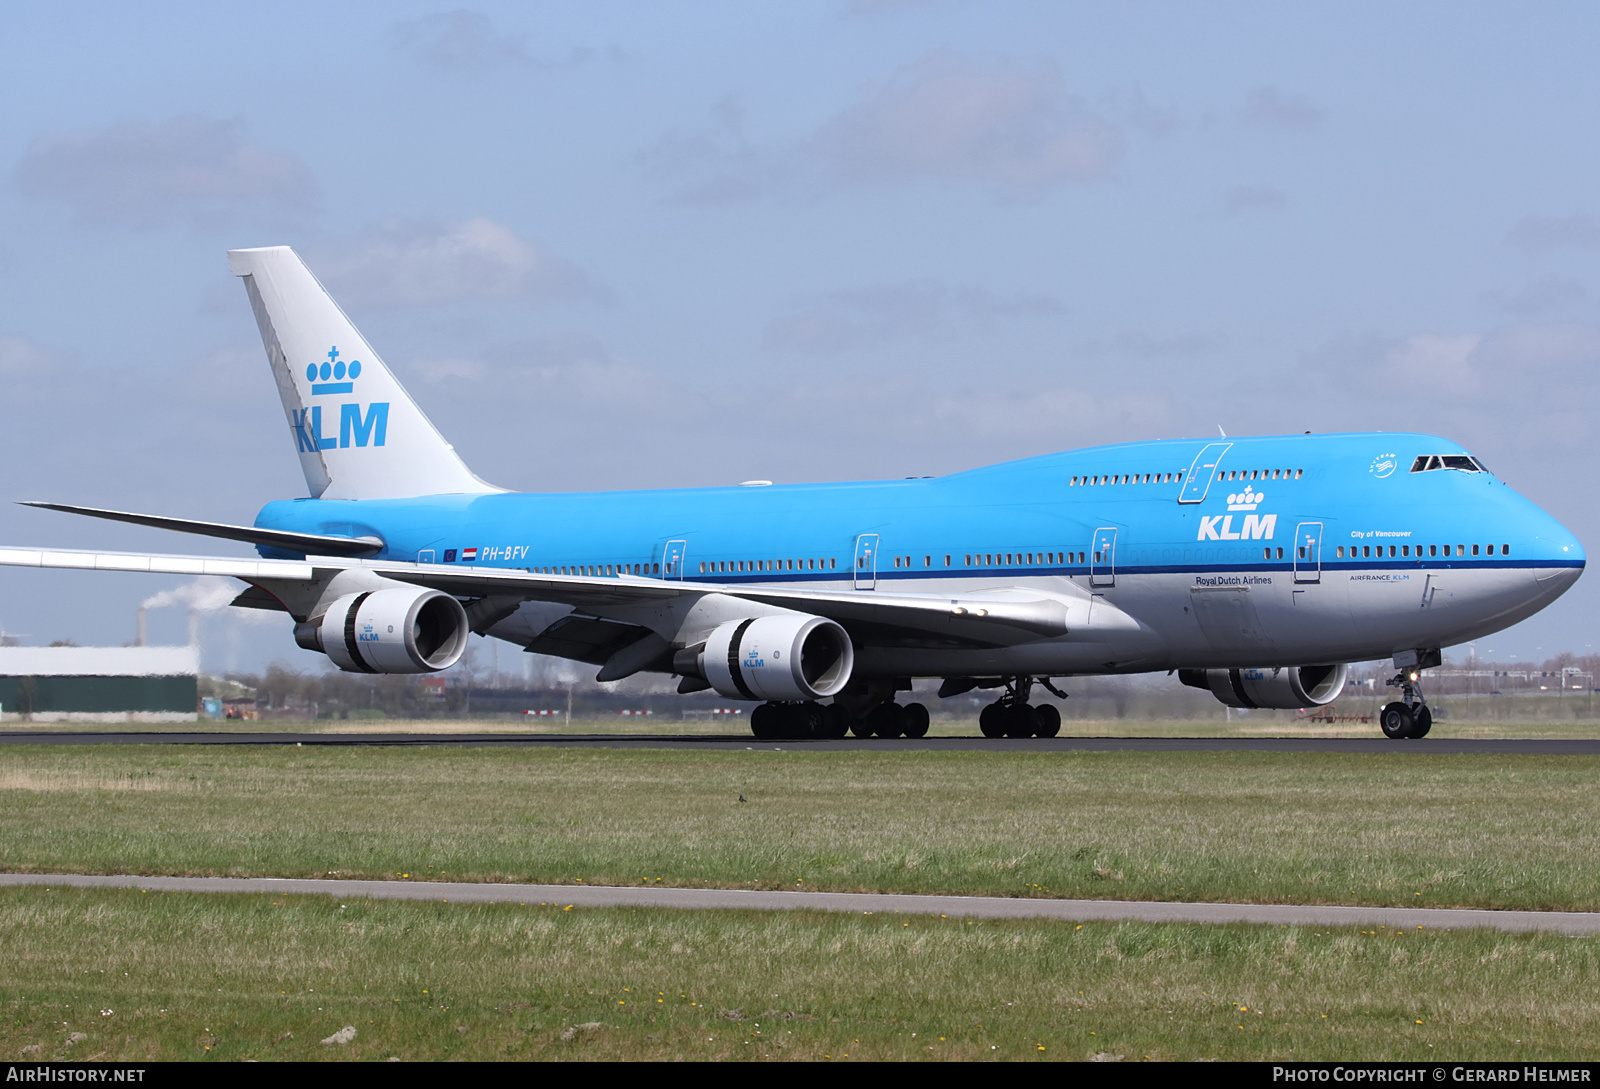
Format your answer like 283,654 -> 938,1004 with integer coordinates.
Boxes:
902,702 -> 930,739
979,702 -> 1004,738
1408,705 -> 1433,739
750,703 -> 778,740
870,702 -> 905,739
1003,703 -> 1039,738
1380,701 -> 1414,740
1034,703 -> 1061,738
794,702 -> 826,739
821,704 -> 850,739
848,714 -> 874,738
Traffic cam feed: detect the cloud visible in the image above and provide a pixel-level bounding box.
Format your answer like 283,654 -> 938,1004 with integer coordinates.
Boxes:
0,335 -> 58,378
1487,277 -> 1587,317
764,280 -> 1063,352
1383,324 -> 1600,403
1505,213 -> 1600,253
1222,185 -> 1286,216
14,115 -> 315,229
809,51 -> 1121,192
390,10 -> 531,71
634,98 -> 767,206
314,218 -> 597,307
1238,86 -> 1324,130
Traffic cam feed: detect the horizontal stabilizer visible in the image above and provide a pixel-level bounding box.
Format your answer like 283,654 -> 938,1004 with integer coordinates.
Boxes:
19,502 -> 385,557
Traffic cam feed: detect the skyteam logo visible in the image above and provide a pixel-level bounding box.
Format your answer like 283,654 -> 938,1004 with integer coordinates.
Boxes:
1369,452 -> 1398,478
291,345 -> 389,454
1198,486 -> 1277,541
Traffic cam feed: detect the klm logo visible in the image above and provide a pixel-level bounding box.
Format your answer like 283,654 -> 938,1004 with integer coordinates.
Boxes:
1198,513 -> 1276,541
744,648 -> 767,669
293,346 -> 388,452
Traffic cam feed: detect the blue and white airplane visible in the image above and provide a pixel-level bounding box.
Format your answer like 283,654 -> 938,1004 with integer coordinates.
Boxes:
3,247 -> 1585,740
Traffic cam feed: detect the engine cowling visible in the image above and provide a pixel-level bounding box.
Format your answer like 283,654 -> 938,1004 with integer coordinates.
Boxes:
295,588 -> 469,674
693,615 -> 854,701
1179,664 -> 1348,710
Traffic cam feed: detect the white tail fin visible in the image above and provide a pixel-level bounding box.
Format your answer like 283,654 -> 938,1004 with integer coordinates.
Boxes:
228,246 -> 501,500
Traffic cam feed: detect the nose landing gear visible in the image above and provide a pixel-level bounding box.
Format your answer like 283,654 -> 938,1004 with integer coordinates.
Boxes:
1380,667 -> 1433,739
976,676 -> 1064,739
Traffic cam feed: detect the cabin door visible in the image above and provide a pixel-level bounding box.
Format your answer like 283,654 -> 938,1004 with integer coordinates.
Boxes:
853,533 -> 880,590
1293,523 -> 1323,584
1090,527 -> 1118,588
661,539 -> 688,580
1178,442 -> 1232,503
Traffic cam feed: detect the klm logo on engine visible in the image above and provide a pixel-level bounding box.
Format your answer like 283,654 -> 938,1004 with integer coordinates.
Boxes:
292,346 -> 388,452
744,648 -> 767,669
1197,486 -> 1276,541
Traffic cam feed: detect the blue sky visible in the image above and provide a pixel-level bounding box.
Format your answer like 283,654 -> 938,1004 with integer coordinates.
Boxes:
1,2 -> 1596,670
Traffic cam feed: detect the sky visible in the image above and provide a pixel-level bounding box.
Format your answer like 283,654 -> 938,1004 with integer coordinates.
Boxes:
0,1 -> 1596,674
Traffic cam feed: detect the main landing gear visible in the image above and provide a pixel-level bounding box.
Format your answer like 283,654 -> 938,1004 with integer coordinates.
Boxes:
1380,667 -> 1433,740
748,700 -> 932,740
977,676 -> 1063,739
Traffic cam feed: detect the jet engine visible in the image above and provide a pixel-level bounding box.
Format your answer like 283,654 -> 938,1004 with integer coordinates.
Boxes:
294,588 -> 470,674
680,615 -> 855,701
1179,664 -> 1348,710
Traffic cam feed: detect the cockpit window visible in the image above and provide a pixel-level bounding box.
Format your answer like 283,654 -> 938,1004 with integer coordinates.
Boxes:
1410,454 -> 1487,474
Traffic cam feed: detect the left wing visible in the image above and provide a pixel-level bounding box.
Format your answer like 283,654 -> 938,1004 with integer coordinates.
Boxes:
0,545 -> 1134,649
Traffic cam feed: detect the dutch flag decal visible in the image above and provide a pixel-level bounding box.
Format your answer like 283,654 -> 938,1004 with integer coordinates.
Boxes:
461,547 -> 478,561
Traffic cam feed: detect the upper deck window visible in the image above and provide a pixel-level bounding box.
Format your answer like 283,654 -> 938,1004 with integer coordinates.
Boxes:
1410,454 -> 1487,473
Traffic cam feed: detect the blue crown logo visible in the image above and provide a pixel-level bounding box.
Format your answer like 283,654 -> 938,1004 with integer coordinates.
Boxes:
306,346 -> 362,395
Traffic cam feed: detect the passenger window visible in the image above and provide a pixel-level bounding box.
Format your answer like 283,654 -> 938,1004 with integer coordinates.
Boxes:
1276,547 -> 1283,559
1502,544 -> 1509,556
1456,545 -> 1464,557
1401,546 -> 1409,557
945,555 -> 951,566
1472,544 -> 1480,556
1429,545 -> 1437,557
1335,546 -> 1344,558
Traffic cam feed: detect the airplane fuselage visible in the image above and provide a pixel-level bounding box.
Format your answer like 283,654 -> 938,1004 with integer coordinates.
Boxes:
252,431 -> 1584,678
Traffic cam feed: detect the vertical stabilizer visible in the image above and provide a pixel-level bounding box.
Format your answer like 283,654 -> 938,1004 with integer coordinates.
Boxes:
228,246 -> 501,500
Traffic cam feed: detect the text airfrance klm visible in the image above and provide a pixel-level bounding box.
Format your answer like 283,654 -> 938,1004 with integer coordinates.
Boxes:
1197,514 -> 1277,541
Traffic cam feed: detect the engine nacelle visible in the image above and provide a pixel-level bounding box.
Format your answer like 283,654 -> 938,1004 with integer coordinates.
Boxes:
295,588 -> 469,674
692,615 -> 854,701
1179,664 -> 1348,710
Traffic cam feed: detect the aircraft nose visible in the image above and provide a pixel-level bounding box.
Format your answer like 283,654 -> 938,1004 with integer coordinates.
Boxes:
1530,514 -> 1584,591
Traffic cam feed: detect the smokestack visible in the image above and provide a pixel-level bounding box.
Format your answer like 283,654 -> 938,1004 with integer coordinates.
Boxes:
188,609 -> 200,648
136,607 -> 147,647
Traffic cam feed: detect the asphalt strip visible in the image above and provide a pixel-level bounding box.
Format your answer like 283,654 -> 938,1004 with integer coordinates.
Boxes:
2,873 -> 1597,934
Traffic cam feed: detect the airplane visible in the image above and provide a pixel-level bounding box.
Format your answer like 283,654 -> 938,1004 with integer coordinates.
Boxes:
0,247 -> 1584,741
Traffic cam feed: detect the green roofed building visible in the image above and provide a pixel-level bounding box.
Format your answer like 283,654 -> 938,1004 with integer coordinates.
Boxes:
0,646 -> 198,722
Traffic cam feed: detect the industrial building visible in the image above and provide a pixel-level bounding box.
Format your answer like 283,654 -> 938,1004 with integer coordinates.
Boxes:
0,645 -> 198,722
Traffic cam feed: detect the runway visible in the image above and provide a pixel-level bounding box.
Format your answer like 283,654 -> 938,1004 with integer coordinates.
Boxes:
2,872 -> 1596,934
1,731 -> 1598,754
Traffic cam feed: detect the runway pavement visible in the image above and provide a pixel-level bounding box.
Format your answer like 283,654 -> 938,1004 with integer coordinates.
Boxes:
1,731 -> 1599,754
2,872 -> 1597,933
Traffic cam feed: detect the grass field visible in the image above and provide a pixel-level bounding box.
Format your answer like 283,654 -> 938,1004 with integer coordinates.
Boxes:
3,745 -> 1599,911
2,885 -> 1595,1062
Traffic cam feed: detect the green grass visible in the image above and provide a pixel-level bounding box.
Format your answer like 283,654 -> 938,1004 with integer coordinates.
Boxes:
4,746 -> 1600,911
1,885 -> 1594,1062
